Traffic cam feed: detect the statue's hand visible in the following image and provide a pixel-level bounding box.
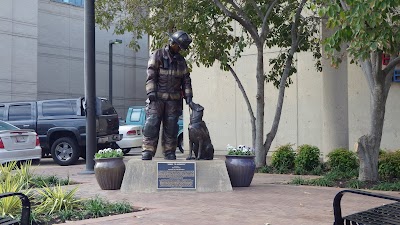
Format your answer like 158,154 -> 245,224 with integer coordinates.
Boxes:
185,97 -> 192,105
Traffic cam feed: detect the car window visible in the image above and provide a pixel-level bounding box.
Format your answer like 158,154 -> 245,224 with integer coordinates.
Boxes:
0,105 -> 4,120
0,121 -> 19,131
101,99 -> 117,115
8,104 -> 31,121
130,109 -> 142,122
42,100 -> 76,116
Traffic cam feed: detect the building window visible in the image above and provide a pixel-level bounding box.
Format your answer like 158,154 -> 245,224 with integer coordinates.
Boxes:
52,0 -> 84,7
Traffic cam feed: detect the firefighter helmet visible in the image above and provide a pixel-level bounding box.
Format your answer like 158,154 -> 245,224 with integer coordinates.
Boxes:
169,30 -> 192,50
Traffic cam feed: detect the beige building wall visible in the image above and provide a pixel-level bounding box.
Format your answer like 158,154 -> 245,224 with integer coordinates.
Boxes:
0,0 -> 38,101
37,0 -> 148,118
186,48 -> 400,157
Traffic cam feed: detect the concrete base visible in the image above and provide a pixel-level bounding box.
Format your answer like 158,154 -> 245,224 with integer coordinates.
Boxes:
120,157 -> 232,193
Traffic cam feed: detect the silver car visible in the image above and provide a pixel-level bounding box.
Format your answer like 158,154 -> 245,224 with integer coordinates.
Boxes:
0,120 -> 42,164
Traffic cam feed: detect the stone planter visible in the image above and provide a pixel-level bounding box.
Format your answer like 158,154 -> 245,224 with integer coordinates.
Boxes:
225,155 -> 256,187
94,157 -> 126,190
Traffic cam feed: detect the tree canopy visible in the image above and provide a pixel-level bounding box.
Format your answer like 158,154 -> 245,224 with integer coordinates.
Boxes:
320,0 -> 400,181
95,0 -> 321,167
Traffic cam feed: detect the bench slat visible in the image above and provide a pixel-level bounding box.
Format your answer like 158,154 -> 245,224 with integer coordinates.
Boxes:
344,202 -> 400,225
0,217 -> 19,225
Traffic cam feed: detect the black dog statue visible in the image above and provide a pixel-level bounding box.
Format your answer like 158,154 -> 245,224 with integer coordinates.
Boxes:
187,102 -> 214,160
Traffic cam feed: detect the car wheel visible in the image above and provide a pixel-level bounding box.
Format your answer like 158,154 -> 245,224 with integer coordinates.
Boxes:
177,134 -> 184,153
51,137 -> 80,166
122,148 -> 131,155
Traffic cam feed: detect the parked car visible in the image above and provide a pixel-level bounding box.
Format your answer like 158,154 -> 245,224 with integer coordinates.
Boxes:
0,97 -> 121,166
0,120 -> 41,165
125,106 -> 184,153
116,120 -> 143,155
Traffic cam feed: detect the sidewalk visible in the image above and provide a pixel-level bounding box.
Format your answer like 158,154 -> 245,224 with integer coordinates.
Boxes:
32,156 -> 400,225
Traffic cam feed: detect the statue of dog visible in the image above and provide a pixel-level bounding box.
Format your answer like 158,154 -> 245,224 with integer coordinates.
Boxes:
187,102 -> 214,160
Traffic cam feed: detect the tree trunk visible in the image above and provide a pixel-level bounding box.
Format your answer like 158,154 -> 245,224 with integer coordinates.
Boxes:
356,69 -> 389,181
255,45 -> 266,168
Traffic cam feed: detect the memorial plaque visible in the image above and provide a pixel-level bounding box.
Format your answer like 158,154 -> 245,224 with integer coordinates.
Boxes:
157,162 -> 196,189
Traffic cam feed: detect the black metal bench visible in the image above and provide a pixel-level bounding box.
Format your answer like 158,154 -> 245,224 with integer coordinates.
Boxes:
0,192 -> 30,225
333,189 -> 400,225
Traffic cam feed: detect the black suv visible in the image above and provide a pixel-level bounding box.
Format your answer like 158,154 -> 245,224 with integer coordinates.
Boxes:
0,97 -> 121,166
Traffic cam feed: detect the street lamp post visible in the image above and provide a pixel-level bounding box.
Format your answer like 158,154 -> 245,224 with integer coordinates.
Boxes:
109,39 -> 122,105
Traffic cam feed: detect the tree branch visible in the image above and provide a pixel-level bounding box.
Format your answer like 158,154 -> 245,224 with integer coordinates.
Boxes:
260,0 -> 279,41
248,0 -> 263,21
213,0 -> 260,42
227,65 -> 256,147
264,0 -> 306,148
383,55 -> 400,75
384,67 -> 393,96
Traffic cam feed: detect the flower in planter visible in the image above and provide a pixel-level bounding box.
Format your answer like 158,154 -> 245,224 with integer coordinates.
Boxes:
227,144 -> 255,156
95,148 -> 124,159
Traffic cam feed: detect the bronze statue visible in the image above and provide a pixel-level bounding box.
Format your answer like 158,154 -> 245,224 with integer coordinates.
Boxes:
187,102 -> 214,160
142,30 -> 193,160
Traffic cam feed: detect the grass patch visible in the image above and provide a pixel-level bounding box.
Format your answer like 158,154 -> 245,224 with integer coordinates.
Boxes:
30,175 -> 75,188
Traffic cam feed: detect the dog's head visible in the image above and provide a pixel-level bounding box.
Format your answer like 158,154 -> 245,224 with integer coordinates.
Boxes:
189,102 -> 204,123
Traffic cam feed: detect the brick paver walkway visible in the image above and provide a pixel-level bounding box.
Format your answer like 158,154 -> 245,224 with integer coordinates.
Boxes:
31,154 -> 400,225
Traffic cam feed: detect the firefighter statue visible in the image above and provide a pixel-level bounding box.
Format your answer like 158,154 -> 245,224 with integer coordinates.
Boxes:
141,30 -> 193,160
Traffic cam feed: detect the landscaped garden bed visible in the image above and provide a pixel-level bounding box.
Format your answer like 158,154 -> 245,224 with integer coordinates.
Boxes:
0,161 -> 145,224
258,144 -> 400,191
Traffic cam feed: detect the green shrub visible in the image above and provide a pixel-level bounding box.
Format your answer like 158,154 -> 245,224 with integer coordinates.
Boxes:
379,150 -> 400,180
257,165 -> 274,173
371,181 -> 400,191
271,144 -> 295,173
0,161 -> 32,218
379,149 -> 387,156
290,177 -> 308,185
308,177 -> 334,187
346,179 -> 365,189
84,197 -> 132,218
327,148 -> 358,172
294,144 -> 321,174
30,175 -> 71,188
34,184 -> 81,215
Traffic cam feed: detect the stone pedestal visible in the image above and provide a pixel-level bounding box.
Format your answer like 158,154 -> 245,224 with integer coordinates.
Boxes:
120,158 -> 232,193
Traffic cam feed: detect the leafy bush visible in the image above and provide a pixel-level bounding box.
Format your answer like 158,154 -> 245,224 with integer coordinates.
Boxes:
0,161 -> 32,218
371,181 -> 400,191
294,144 -> 321,174
379,150 -> 400,180
271,144 -> 295,173
327,148 -> 358,172
257,165 -> 274,173
34,184 -> 81,215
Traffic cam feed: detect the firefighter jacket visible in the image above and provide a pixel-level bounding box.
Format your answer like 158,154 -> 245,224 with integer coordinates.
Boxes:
146,45 -> 193,101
